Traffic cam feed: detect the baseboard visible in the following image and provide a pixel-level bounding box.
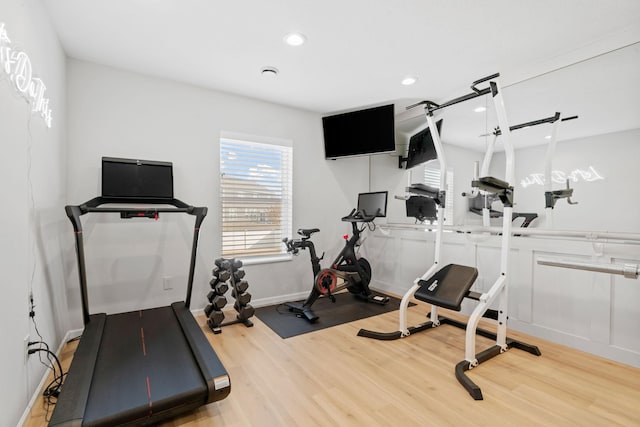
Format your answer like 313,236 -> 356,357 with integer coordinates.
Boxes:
191,291 -> 310,317
250,288 -> 399,309
369,280 -> 407,300
507,319 -> 640,368
250,291 -> 310,308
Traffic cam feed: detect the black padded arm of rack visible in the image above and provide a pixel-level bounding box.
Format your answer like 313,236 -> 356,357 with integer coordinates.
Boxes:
472,176 -> 509,192
545,189 -> 575,209
406,184 -> 446,208
406,183 -> 440,198
472,177 -> 514,208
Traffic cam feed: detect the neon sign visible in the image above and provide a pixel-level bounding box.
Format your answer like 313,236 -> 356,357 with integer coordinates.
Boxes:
520,166 -> 604,188
0,22 -> 53,128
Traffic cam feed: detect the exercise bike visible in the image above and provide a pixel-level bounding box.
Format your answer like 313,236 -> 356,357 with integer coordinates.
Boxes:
282,192 -> 390,323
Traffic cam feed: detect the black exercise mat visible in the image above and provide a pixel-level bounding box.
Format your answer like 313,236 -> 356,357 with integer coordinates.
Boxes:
254,292 -> 405,339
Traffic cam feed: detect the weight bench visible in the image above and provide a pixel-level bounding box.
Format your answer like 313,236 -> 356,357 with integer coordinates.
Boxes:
414,264 -> 478,311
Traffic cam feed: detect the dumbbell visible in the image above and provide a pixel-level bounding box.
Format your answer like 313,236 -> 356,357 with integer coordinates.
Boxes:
235,303 -> 255,321
232,289 -> 252,306
233,280 -> 249,294
210,281 -> 229,295
214,258 -> 231,270
230,259 -> 243,270
207,293 -> 227,310
211,268 -> 231,282
207,310 -> 225,328
204,303 -> 226,318
207,289 -> 228,303
234,299 -> 254,311
232,269 -> 246,281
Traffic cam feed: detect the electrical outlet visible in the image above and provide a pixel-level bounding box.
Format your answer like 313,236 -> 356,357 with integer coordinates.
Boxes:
24,335 -> 30,363
28,291 -> 35,318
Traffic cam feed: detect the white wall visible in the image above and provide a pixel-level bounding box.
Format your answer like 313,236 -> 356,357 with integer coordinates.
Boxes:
0,1 -> 67,426
509,128 -> 640,231
65,59 -> 370,329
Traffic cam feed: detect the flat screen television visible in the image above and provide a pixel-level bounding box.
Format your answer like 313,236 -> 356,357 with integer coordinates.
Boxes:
357,191 -> 388,218
322,104 -> 395,159
404,119 -> 443,169
101,157 -> 174,200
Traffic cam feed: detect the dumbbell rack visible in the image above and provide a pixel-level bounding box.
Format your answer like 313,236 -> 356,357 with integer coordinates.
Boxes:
205,257 -> 255,334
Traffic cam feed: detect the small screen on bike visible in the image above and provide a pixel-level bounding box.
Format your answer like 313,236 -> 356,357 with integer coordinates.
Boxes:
357,191 -> 388,217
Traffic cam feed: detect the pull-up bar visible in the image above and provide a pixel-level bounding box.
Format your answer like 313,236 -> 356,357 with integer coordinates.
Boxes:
407,73 -> 500,113
493,113 -> 579,136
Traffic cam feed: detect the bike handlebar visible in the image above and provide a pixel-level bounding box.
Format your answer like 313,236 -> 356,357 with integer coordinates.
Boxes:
341,208 -> 378,223
284,207 -> 378,255
282,237 -> 301,254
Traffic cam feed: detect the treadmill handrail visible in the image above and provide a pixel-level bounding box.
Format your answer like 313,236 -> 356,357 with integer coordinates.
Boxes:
82,196 -> 194,211
65,196 -> 208,325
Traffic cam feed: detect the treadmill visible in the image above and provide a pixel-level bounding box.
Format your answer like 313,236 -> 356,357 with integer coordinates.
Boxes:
50,192 -> 231,425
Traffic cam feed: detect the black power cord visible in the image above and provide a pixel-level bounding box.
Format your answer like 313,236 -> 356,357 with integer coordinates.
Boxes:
27,347 -> 64,395
28,300 -> 67,420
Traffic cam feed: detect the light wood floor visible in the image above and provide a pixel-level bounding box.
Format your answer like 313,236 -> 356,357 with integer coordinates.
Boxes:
25,301 -> 640,427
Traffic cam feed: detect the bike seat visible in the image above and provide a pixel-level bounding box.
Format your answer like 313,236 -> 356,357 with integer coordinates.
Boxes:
297,228 -> 320,238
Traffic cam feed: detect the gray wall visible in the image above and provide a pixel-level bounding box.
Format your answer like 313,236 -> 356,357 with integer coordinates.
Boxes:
0,1 -> 67,426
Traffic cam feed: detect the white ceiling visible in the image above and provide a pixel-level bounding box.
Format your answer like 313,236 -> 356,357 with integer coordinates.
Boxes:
43,0 -> 640,151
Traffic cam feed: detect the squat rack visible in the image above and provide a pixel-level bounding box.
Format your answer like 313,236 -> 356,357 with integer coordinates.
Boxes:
359,73 -> 541,400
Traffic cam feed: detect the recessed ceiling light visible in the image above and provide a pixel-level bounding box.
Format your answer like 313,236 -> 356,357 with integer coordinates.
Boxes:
544,135 -> 552,139
474,106 -> 486,113
261,66 -> 279,77
401,76 -> 417,86
284,32 -> 306,46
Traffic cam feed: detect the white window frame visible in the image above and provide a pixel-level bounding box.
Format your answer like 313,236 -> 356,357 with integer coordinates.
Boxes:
219,131 -> 293,264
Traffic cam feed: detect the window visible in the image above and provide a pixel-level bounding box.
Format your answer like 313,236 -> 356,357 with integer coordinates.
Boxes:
220,133 -> 292,260
424,160 -> 454,225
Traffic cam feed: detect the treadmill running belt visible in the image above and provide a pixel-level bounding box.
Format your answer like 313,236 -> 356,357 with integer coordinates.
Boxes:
83,307 -> 206,426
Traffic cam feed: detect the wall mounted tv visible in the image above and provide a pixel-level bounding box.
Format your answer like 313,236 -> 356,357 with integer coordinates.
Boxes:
401,119 -> 443,169
101,157 -> 174,200
322,104 -> 396,159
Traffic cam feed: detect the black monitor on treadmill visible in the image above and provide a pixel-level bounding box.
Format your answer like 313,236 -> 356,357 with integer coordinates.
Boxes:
357,191 -> 388,217
102,157 -> 174,200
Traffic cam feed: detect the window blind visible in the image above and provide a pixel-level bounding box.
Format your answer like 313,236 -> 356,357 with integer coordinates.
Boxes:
220,138 -> 292,259
424,161 -> 454,225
